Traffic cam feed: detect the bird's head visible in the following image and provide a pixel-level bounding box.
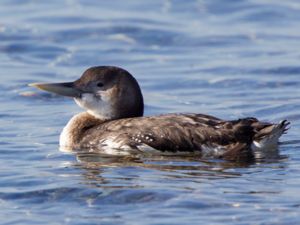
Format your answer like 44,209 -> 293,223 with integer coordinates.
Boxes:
30,66 -> 144,120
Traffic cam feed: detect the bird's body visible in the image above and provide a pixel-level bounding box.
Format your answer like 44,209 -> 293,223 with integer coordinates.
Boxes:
59,111 -> 289,161
30,66 -> 290,161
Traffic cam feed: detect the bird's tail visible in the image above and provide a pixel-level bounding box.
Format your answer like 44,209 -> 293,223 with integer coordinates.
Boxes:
251,120 -> 290,158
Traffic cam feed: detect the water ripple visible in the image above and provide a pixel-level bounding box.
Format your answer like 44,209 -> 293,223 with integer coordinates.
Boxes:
1,0 -> 300,224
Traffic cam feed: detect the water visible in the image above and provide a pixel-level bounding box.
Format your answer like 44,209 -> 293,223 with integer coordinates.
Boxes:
1,0 -> 300,224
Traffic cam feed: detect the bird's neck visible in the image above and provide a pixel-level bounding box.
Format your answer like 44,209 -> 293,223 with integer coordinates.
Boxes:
59,112 -> 105,151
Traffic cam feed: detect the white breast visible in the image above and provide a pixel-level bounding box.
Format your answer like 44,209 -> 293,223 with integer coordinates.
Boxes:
59,114 -> 79,148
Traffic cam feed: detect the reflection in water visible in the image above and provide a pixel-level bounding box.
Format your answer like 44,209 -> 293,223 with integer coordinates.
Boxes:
63,142 -> 288,194
73,151 -> 246,189
50,149 -> 288,215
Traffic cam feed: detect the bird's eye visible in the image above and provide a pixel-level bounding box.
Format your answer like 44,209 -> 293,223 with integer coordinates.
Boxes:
97,82 -> 104,87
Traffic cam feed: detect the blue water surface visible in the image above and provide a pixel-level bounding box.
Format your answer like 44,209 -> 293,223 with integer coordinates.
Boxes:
1,0 -> 300,224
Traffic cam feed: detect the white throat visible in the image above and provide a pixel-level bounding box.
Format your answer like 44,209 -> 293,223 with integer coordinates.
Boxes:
74,93 -> 114,120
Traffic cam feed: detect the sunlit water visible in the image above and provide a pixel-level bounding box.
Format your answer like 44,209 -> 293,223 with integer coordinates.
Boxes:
1,0 -> 300,224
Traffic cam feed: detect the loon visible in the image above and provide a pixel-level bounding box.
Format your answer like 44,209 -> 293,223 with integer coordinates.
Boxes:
30,66 -> 290,161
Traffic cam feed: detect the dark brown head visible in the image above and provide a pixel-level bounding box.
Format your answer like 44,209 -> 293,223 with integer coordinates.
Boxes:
30,66 -> 144,120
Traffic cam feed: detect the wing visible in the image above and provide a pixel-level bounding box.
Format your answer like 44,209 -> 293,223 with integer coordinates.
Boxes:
80,114 -> 258,154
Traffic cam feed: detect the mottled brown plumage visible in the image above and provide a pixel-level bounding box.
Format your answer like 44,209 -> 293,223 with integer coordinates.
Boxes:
61,112 -> 289,161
